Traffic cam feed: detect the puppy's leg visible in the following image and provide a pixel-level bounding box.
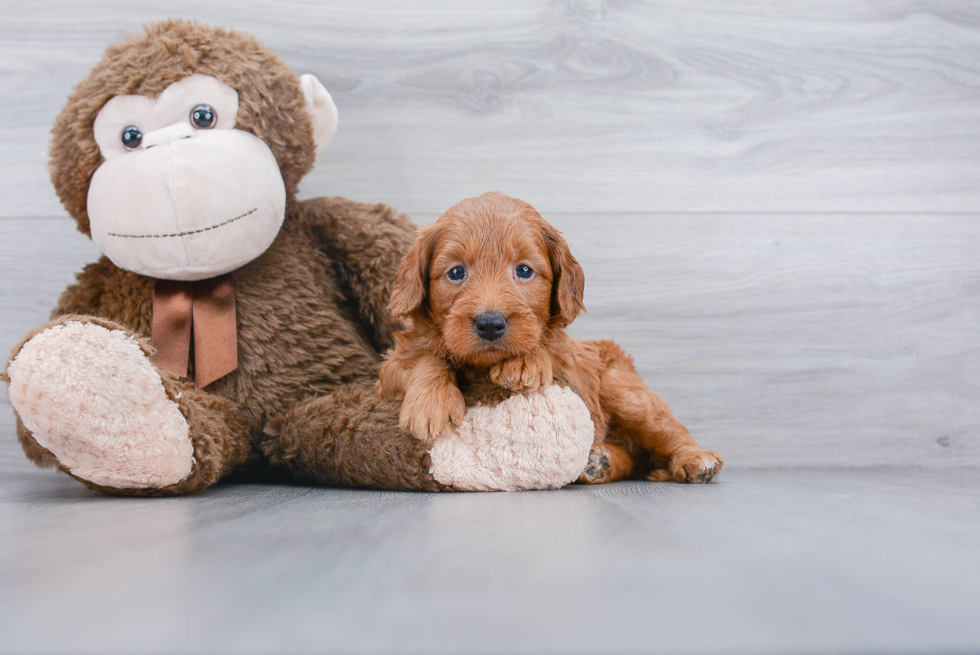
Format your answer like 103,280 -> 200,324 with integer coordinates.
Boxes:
399,355 -> 466,443
597,342 -> 723,483
376,350 -> 413,399
577,442 -> 635,484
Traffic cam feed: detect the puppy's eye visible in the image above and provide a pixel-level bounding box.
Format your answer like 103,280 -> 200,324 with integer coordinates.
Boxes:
190,104 -> 217,129
121,126 -> 143,150
447,266 -> 467,282
515,264 -> 534,280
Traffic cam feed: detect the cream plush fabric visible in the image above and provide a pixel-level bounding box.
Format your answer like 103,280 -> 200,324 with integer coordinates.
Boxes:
6,322 -> 194,489
428,385 -> 594,491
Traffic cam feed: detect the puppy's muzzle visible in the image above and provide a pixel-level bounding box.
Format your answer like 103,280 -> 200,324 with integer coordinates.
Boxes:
473,312 -> 507,342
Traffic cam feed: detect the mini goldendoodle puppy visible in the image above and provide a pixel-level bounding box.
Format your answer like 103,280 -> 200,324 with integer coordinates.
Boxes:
377,191 -> 723,483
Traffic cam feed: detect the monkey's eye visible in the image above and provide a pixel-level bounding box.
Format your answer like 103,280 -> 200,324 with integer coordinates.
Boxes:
447,266 -> 467,282
120,126 -> 143,150
515,264 -> 534,279
190,104 -> 217,129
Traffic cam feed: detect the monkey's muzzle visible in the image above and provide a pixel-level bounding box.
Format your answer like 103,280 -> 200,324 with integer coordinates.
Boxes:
87,128 -> 286,281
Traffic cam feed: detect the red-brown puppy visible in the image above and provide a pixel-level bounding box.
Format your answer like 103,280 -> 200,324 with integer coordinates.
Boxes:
378,191 -> 722,483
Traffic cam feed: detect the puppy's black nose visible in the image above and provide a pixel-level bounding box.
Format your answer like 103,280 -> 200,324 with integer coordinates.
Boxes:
473,312 -> 507,342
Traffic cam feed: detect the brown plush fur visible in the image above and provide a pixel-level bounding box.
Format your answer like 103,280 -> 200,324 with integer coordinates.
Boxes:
262,383 -> 450,492
3,21 -> 447,494
379,192 -> 723,483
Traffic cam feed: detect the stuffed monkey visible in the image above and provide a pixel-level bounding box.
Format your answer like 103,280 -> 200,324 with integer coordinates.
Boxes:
2,21 -> 595,495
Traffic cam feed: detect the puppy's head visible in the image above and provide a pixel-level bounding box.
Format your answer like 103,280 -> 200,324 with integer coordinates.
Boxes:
391,191 -> 585,367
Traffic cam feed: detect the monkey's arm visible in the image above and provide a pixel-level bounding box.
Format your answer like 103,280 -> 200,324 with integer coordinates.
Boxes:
298,197 -> 416,351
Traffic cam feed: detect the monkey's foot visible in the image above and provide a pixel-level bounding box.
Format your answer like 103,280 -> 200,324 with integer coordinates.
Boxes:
7,321 -> 193,489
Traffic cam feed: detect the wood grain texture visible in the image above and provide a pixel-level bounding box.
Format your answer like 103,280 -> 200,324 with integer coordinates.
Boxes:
1,467 -> 978,654
2,213 -> 977,471
1,0 -> 980,216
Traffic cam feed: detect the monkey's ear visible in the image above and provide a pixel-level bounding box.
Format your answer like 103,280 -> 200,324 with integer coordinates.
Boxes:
390,225 -> 441,320
299,74 -> 339,154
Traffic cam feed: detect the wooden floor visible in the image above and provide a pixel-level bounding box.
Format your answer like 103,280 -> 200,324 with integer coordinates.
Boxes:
1,2 -> 979,653
0,467 -> 978,654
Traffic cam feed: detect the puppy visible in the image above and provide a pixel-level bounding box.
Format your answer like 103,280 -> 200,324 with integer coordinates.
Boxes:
378,192 -> 722,483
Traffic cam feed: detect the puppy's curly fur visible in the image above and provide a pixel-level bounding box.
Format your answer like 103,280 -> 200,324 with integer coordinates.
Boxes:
378,192 -> 723,483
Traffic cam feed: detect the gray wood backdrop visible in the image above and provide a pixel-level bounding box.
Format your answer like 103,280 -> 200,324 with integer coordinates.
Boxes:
1,0 -> 978,471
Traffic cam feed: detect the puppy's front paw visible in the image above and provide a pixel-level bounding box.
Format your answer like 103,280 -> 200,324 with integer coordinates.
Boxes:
649,449 -> 723,483
399,382 -> 466,443
490,350 -> 553,393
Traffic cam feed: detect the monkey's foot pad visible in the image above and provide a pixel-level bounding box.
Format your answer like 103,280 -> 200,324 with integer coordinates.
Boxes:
7,321 -> 193,489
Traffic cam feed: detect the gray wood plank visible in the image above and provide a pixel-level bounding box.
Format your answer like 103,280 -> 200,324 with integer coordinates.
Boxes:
2,0 -> 980,217
0,467 -> 978,654
562,212 -> 980,468
2,213 -> 977,472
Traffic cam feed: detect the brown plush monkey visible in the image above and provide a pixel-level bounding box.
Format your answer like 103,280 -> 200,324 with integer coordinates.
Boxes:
2,21 -> 596,495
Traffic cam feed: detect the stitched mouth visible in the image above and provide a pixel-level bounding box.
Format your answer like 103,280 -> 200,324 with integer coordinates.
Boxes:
108,208 -> 258,239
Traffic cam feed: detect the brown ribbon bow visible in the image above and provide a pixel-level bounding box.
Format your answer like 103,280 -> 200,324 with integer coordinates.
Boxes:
151,275 -> 238,389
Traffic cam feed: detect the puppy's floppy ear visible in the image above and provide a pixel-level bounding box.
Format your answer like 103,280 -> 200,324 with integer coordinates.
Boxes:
540,221 -> 585,326
390,224 -> 441,319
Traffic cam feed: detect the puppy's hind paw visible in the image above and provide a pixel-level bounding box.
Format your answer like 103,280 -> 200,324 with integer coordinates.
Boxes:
577,447 -> 611,484
656,449 -> 724,483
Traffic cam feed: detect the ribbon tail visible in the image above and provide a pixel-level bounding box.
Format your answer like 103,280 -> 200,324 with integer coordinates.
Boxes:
152,280 -> 194,379
192,274 -> 238,389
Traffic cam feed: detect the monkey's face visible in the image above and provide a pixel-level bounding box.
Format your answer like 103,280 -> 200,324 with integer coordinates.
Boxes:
86,74 -> 333,281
